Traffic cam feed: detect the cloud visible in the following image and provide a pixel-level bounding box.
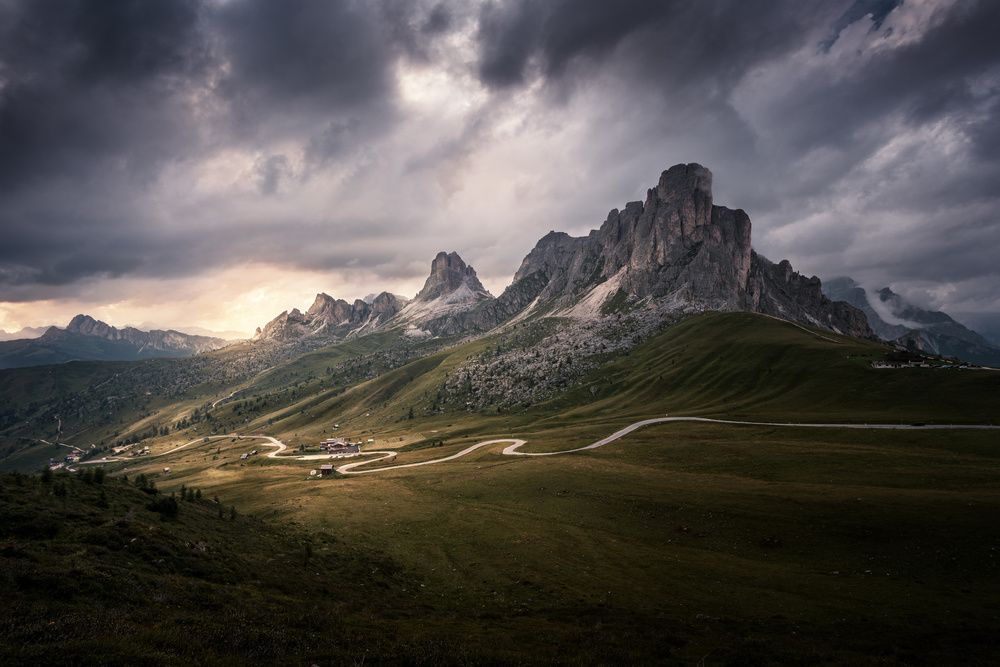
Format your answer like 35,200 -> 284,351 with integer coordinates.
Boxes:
0,0 -> 998,333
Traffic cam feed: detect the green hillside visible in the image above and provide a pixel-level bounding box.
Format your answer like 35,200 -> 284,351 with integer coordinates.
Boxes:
5,311 -> 997,474
248,311 -> 998,447
3,312 -> 1000,663
552,311 -> 1000,423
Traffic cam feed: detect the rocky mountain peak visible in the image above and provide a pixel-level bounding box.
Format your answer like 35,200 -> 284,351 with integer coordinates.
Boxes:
414,251 -> 492,303
65,314 -> 115,338
251,164 -> 879,347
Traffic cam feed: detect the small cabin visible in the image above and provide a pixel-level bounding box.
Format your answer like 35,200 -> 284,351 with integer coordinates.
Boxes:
320,464 -> 335,476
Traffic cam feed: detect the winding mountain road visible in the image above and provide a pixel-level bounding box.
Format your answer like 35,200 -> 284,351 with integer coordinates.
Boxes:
81,417 -> 998,473
334,416 -> 1000,474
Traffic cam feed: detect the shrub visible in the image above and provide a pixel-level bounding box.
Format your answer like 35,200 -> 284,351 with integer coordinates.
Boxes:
147,495 -> 179,519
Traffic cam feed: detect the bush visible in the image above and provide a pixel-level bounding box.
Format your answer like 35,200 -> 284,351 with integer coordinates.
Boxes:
147,495 -> 179,519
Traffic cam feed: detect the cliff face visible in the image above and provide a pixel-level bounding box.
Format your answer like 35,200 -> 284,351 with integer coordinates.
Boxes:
743,255 -> 874,339
255,163 -> 876,345
413,252 -> 492,304
255,251 -> 493,341
255,291 -> 409,342
464,163 -> 872,338
500,164 -> 752,314
395,252 -> 494,335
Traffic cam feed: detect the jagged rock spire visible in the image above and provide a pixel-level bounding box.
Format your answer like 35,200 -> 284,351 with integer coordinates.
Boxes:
413,251 -> 492,303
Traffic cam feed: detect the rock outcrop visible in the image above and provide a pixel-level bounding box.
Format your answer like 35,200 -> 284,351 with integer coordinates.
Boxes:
456,163 -> 872,339
255,291 -> 409,342
254,163 -> 878,346
254,252 -> 492,341
394,252 -> 494,335
744,255 -> 875,338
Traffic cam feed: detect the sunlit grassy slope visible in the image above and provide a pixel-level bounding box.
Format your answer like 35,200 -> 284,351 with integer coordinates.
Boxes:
263,311 -> 999,445
5,311 -> 996,474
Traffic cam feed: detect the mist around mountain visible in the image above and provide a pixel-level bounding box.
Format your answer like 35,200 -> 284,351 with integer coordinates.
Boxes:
0,314 -> 229,370
952,312 -> 1000,348
0,326 -> 51,341
823,277 -> 1000,366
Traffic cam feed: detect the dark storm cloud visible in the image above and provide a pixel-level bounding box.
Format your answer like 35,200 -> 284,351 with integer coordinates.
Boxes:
0,0 -> 210,191
0,0 -> 438,294
768,1 -> 1000,158
469,0 -> 1000,314
215,0 -> 392,121
475,0 -> 824,92
2,0 -> 999,322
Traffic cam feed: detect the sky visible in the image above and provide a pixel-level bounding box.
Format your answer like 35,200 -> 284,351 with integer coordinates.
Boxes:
1,0 -> 998,338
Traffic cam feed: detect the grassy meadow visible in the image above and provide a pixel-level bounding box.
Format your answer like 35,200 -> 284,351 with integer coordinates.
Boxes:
3,312 -> 1000,663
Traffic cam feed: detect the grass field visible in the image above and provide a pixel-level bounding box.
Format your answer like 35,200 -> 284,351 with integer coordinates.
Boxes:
3,312 -> 1000,663
102,419 -> 1000,663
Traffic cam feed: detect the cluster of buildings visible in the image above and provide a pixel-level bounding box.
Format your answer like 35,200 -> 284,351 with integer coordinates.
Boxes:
239,449 -> 259,460
319,437 -> 361,455
871,351 -> 929,369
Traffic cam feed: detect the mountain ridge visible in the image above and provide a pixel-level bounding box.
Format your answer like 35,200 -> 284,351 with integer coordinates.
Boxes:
254,163 -> 875,346
0,315 -> 229,370
823,277 -> 1000,366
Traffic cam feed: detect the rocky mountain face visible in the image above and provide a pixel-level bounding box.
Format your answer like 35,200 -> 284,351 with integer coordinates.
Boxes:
394,252 -> 494,335
745,255 -> 873,338
456,164 -> 874,339
823,278 -> 1000,366
494,164 -> 753,316
255,163 -> 875,349
254,292 -> 409,342
0,315 -> 228,370
254,252 -> 493,342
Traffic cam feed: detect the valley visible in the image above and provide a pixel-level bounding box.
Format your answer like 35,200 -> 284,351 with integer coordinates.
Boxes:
2,311 -> 999,664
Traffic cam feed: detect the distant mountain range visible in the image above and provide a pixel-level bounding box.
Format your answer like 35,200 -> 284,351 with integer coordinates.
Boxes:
256,163 -> 875,347
0,326 -> 50,342
823,278 -> 1000,367
0,315 -> 229,370
11,164 -> 997,371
